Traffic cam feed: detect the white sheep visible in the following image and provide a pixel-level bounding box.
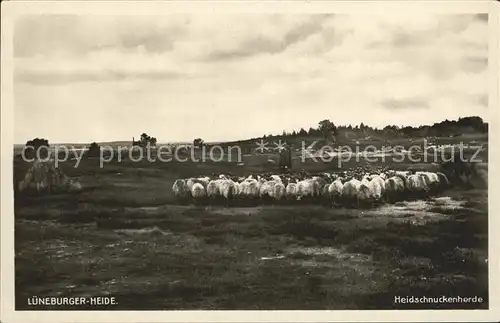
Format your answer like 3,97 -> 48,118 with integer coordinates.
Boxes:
241,177 -> 260,199
234,181 -> 241,196
342,178 -> 361,204
311,176 -> 327,197
198,176 -> 210,187
416,171 -> 440,192
273,182 -> 286,201
270,175 -> 282,182
286,182 -> 298,199
394,170 -> 411,178
185,178 -> 196,191
191,182 -> 207,199
384,176 -> 406,202
361,174 -> 371,184
186,176 -> 210,191
206,180 -> 221,199
296,179 -> 315,200
259,180 -> 278,199
369,179 -> 384,202
238,181 -> 249,197
357,182 -> 373,203
369,174 -> 386,196
328,178 -> 344,201
406,174 -> 429,196
219,179 -> 237,200
172,179 -> 190,198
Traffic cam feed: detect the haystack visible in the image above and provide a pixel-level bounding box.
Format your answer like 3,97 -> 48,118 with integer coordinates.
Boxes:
18,160 -> 82,194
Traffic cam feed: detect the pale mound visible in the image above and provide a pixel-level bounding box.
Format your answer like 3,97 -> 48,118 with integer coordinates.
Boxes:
18,160 -> 82,194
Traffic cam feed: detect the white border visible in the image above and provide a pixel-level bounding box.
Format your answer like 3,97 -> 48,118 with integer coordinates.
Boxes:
1,1 -> 499,322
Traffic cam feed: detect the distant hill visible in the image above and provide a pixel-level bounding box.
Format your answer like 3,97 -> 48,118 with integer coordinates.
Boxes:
14,140 -> 190,149
14,116 -> 487,151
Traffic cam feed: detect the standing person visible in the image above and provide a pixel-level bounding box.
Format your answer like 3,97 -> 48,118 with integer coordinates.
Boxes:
279,143 -> 292,171
286,143 -> 292,170
279,146 -> 287,170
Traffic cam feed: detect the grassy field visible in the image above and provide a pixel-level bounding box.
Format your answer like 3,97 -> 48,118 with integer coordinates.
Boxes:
13,134 -> 489,310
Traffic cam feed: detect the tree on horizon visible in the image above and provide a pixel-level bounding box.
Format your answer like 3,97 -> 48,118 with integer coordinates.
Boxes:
318,119 -> 337,142
138,133 -> 157,147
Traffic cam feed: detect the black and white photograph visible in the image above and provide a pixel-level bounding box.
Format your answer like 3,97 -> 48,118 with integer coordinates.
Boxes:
1,1 -> 499,322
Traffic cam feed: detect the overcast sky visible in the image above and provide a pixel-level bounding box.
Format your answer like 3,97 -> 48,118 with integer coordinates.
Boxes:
14,13 -> 488,144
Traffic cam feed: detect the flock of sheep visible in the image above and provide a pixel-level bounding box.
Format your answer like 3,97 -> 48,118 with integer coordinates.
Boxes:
172,168 -> 451,208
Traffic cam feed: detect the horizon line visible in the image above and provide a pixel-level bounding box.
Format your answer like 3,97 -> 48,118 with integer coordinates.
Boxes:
13,115 -> 488,146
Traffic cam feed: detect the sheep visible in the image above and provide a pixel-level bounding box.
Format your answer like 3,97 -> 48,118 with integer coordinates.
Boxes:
369,174 -> 386,194
219,179 -> 237,202
172,179 -> 190,200
406,174 -> 429,198
186,178 -> 197,192
238,181 -> 248,197
198,176 -> 210,187
360,174 -> 371,185
259,179 -> 278,201
270,175 -> 282,182
384,176 -> 406,203
262,178 -> 285,201
416,171 -> 440,194
369,179 -> 384,203
273,182 -> 287,202
357,181 -> 374,206
191,183 -> 207,205
247,179 -> 261,199
394,170 -> 411,178
286,181 -> 298,200
386,171 -> 410,190
312,176 -> 328,198
327,178 -> 344,205
206,180 -> 221,200
191,182 -> 207,197
233,181 -> 241,196
296,179 -> 316,202
186,176 -> 210,192
176,168 -> 456,206
240,177 -> 260,200
356,174 -> 384,205
342,178 -> 361,206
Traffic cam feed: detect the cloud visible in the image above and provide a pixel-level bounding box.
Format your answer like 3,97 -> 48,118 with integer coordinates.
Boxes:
380,98 -> 430,110
205,14 -> 333,61
14,15 -> 189,58
15,69 -> 182,85
461,56 -> 488,74
474,94 -> 488,107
